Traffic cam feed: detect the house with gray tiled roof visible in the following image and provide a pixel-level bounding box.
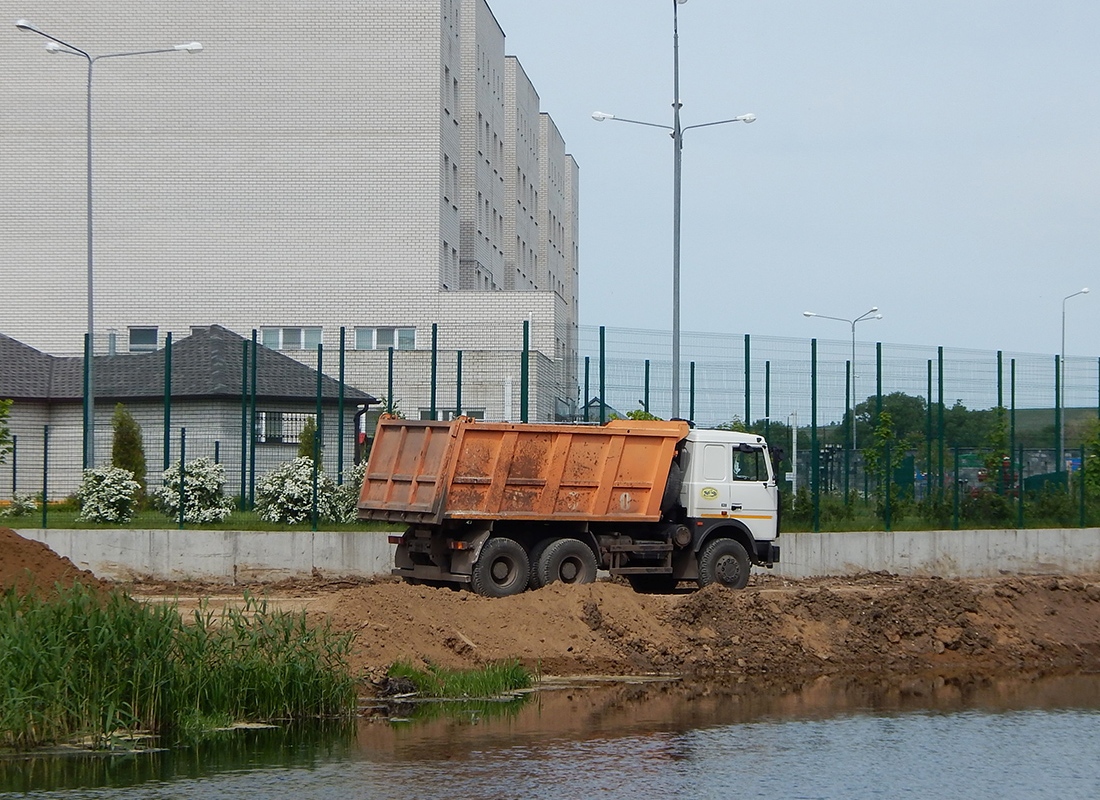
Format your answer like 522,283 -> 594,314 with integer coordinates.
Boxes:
0,325 -> 376,500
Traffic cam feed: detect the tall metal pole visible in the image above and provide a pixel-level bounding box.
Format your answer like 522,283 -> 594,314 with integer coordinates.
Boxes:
671,0 -> 684,418
15,21 -> 202,467
1061,288 -> 1089,474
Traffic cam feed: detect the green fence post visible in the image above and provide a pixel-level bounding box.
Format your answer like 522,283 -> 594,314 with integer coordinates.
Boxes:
997,350 -> 1003,409
599,326 -> 606,424
10,434 -> 16,495
925,359 -> 933,502
337,327 -> 345,485
765,360 -> 771,443
884,439 -> 893,531
812,338 -> 819,533
1017,444 -> 1025,529
1054,354 -> 1062,481
643,359 -> 650,414
312,343 -> 323,532
520,321 -> 529,423
455,350 -> 463,418
744,333 -> 751,426
937,346 -> 945,497
82,334 -> 90,469
41,425 -> 48,529
239,340 -> 249,510
431,323 -> 439,421
952,445 -> 960,530
1080,445 -> 1087,527
844,360 -> 851,504
1010,358 -> 1016,481
387,346 -> 394,413
689,361 -> 695,422
163,332 -> 173,473
178,428 -> 186,530
249,331 -> 258,509
583,356 -> 590,422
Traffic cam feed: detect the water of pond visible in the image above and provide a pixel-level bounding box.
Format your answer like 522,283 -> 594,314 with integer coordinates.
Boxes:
4,673 -> 1100,799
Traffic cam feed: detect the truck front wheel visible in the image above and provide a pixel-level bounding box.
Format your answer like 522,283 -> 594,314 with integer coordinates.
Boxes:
471,537 -> 530,597
698,538 -> 751,590
537,538 -> 598,587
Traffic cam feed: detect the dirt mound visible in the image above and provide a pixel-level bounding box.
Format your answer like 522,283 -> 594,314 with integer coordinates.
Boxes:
282,572 -> 1100,683
0,528 -> 106,594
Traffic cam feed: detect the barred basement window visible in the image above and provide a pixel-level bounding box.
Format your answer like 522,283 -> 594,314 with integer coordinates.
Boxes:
256,411 -> 316,444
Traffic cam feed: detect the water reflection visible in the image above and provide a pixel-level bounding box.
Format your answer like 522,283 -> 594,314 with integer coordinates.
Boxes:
3,672 -> 1099,796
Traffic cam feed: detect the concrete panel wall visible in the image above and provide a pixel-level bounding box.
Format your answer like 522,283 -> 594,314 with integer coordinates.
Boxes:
15,527 -> 1100,584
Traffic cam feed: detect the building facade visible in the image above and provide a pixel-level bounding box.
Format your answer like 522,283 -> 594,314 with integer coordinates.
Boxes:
0,0 -> 579,424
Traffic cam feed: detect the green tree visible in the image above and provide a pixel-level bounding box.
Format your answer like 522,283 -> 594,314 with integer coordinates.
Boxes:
111,403 -> 146,495
1084,419 -> 1100,494
298,417 -> 318,462
0,398 -> 12,465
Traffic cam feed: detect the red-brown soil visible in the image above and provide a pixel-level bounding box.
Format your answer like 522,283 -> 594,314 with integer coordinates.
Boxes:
6,528 -> 1100,686
1,527 -> 106,594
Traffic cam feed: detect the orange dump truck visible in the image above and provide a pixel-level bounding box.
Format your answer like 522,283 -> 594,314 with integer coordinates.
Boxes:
358,416 -> 780,596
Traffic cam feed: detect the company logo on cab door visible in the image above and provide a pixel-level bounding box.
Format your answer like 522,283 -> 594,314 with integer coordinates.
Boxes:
700,487 -> 719,500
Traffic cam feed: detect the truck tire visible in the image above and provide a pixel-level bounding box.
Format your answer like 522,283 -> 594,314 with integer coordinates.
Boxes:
698,538 -> 750,590
528,538 -> 554,590
470,537 -> 530,597
537,538 -> 598,587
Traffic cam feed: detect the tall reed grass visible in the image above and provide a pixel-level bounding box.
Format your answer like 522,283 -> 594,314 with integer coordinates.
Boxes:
0,585 -> 355,750
386,659 -> 534,698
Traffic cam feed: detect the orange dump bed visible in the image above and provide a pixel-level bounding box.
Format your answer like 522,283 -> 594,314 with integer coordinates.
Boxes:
358,417 -> 690,525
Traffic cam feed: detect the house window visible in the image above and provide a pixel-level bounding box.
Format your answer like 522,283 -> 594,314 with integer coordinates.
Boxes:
256,411 -> 316,444
261,326 -> 322,351
355,327 -> 415,351
128,327 -> 158,352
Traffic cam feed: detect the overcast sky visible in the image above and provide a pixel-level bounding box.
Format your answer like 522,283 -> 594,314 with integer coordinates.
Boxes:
488,0 -> 1099,358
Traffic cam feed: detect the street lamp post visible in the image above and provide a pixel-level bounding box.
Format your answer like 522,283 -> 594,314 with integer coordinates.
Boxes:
1060,287 -> 1089,473
14,19 -> 202,467
592,0 -> 754,419
803,308 -> 882,451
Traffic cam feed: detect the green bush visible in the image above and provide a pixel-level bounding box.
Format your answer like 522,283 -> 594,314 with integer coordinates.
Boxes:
76,467 -> 141,524
111,404 -> 147,498
255,457 -> 337,524
157,458 -> 234,524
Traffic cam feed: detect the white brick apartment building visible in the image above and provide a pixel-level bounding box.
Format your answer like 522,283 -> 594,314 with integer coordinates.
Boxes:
0,0 -> 579,425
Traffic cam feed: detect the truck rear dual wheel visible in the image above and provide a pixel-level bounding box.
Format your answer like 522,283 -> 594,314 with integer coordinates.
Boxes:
470,537 -> 530,597
536,538 -> 598,587
698,538 -> 751,590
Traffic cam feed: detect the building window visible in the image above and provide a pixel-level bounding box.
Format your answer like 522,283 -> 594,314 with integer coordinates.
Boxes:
355,326 -> 415,351
256,411 -> 316,444
261,326 -> 322,351
128,327 -> 158,352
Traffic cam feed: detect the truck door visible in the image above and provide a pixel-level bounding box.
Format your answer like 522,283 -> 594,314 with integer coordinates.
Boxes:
728,444 -> 778,541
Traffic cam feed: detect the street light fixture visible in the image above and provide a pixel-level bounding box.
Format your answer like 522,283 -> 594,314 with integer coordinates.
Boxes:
592,0 -> 755,419
1060,287 -> 1089,473
803,308 -> 882,451
15,19 -> 202,467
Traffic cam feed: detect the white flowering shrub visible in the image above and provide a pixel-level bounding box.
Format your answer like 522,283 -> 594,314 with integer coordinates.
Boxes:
255,457 -> 337,524
1,493 -> 38,518
334,460 -> 367,523
156,457 -> 234,524
77,467 -> 141,524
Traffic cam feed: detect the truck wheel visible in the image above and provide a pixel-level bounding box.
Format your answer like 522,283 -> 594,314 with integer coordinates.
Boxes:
537,538 -> 598,587
471,537 -> 530,597
698,538 -> 750,590
528,538 -> 554,590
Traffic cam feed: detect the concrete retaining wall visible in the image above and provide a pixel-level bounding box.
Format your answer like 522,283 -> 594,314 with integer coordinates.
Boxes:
14,527 -> 1100,584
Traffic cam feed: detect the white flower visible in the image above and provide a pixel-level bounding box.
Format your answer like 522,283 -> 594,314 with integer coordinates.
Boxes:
77,467 -> 141,523
255,457 -> 338,524
157,457 -> 234,524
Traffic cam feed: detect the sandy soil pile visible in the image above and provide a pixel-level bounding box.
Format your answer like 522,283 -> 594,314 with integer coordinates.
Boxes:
7,528 -> 1100,684
0,527 -> 105,594
276,571 -> 1100,683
